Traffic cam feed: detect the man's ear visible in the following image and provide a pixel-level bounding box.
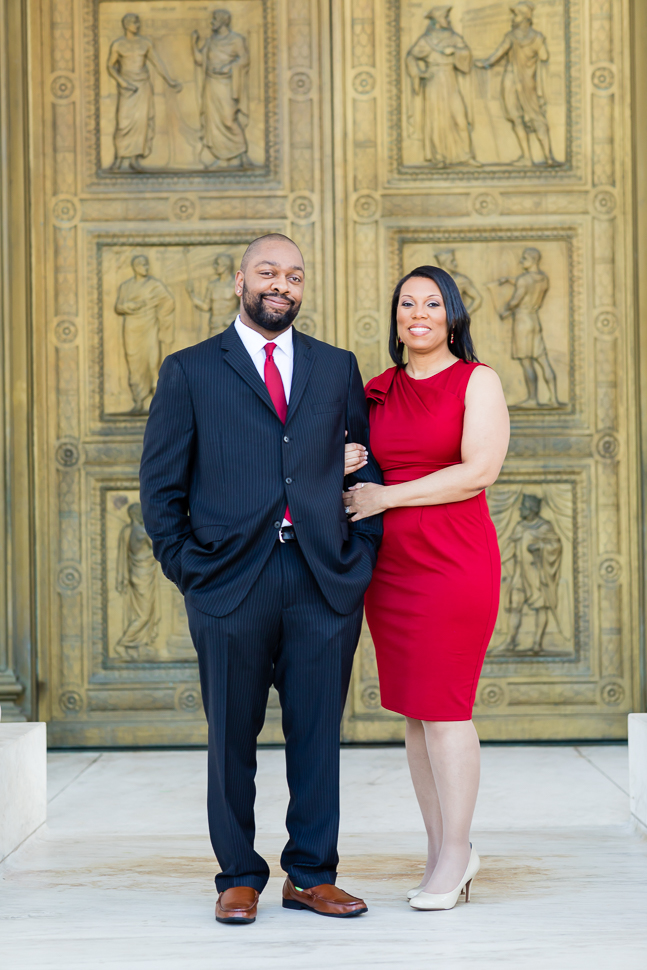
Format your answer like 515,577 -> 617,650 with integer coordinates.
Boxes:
234,269 -> 244,298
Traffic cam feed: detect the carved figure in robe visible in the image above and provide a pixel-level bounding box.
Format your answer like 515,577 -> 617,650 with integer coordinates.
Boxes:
493,247 -> 561,408
114,255 -> 175,413
475,1 -> 557,167
115,503 -> 160,659
191,9 -> 250,168
500,494 -> 563,655
434,249 -> 482,313
186,253 -> 238,336
107,13 -> 182,172
405,6 -> 478,167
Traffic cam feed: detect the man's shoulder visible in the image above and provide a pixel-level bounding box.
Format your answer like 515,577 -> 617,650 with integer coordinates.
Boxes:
167,331 -> 227,370
296,330 -> 353,361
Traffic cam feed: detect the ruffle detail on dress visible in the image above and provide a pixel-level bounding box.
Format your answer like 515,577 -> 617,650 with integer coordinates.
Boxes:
364,366 -> 399,404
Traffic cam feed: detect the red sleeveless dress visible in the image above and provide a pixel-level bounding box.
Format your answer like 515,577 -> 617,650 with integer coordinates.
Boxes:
364,361 -> 501,721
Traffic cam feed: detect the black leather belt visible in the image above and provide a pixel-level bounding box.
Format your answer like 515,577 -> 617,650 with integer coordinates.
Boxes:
278,526 -> 297,542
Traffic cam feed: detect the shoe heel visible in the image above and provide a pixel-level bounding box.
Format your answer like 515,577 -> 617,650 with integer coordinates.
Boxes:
282,898 -> 306,911
464,878 -> 473,904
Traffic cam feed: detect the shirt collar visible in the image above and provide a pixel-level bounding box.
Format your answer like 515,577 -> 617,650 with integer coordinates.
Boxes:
234,315 -> 293,358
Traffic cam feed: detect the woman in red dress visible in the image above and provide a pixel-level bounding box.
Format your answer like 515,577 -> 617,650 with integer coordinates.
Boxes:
344,266 -> 509,911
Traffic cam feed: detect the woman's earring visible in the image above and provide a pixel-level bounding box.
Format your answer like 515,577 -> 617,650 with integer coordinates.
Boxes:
450,329 -> 455,345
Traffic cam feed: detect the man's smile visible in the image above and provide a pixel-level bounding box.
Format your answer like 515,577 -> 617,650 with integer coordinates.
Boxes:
262,295 -> 293,312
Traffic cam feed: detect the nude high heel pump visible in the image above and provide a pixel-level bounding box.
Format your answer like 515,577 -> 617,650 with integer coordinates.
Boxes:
409,846 -> 480,911
407,843 -> 473,900
408,884 -> 467,901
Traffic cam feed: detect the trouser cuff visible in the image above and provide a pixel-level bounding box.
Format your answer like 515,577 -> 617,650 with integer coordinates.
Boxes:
215,875 -> 268,894
285,869 -> 338,889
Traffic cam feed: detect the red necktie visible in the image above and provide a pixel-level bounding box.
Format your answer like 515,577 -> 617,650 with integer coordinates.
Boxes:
264,343 -> 291,525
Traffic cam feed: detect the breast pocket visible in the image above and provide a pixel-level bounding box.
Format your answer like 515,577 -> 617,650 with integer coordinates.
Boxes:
311,401 -> 344,414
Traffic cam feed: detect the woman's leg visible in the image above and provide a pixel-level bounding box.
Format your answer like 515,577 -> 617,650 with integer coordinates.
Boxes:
405,717 -> 443,884
421,719 -> 481,894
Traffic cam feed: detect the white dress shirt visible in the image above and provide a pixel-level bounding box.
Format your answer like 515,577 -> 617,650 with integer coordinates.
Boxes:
234,315 -> 293,402
234,315 -> 294,528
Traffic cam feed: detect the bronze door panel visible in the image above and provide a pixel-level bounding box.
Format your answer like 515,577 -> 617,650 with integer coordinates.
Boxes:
28,0 -> 640,744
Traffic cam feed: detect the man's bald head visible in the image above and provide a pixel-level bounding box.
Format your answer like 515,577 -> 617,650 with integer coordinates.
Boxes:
235,234 -> 305,336
240,234 -> 304,274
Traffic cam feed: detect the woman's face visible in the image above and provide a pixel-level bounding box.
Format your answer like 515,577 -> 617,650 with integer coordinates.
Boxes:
396,276 -> 449,355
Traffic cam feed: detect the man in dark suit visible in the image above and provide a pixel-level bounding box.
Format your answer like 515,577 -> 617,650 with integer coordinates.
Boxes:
140,234 -> 382,924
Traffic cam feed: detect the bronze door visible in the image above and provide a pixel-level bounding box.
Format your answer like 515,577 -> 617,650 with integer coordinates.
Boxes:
338,0 -> 640,741
27,0 -> 640,744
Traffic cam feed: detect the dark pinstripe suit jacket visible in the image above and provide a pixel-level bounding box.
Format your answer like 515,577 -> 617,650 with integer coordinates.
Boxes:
139,323 -> 383,617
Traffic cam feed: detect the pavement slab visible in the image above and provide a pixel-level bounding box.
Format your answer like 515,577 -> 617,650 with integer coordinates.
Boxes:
1,744 -> 645,970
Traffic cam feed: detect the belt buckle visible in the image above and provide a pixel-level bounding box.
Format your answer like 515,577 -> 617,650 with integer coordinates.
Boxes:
279,526 -> 286,544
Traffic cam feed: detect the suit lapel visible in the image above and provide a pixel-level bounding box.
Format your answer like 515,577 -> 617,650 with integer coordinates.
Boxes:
285,329 -> 314,427
221,323 -> 278,418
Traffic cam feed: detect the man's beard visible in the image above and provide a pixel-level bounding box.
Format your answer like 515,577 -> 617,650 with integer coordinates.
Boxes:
242,284 -> 301,332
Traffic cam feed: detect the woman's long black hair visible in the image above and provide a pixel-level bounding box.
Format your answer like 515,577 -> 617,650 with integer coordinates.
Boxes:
388,265 -> 478,367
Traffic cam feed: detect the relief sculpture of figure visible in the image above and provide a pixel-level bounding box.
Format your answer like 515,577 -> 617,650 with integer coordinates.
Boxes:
475,2 -> 557,167
107,13 -> 182,172
405,6 -> 479,167
186,253 -> 239,336
434,249 -> 482,313
192,9 -> 250,169
115,502 -> 161,660
501,494 -> 562,655
493,247 -> 561,408
115,255 -> 175,414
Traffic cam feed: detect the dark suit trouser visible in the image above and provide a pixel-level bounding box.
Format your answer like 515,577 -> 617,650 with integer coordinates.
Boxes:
186,540 -> 363,893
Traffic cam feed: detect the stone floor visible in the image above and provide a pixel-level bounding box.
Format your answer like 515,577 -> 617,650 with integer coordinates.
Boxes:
1,744 -> 646,969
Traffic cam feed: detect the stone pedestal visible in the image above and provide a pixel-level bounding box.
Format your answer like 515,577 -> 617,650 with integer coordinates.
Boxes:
628,713 -> 647,829
0,722 -> 47,861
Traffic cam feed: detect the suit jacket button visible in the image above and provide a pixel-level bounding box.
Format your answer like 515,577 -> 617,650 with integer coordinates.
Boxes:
274,521 -> 281,529
283,435 -> 290,442
285,477 -> 292,484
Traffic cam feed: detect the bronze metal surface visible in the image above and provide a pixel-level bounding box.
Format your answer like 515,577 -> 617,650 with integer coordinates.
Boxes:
1,0 -> 641,743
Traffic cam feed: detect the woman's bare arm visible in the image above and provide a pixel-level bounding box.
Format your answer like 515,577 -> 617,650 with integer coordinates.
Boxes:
344,366 -> 509,520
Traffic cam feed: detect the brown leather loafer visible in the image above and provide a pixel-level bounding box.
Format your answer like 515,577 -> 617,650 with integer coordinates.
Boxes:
282,877 -> 367,918
215,886 -> 259,924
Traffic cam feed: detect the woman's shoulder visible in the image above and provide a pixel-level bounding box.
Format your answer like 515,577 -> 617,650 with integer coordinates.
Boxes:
365,366 -> 399,404
460,359 -> 489,373
446,359 -> 500,401
463,360 -> 503,397
462,360 -> 498,380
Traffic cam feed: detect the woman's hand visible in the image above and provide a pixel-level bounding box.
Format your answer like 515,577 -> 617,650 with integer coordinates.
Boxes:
344,435 -> 368,476
343,482 -> 390,521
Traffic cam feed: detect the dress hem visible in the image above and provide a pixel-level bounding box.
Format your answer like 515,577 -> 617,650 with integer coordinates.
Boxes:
380,702 -> 474,722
